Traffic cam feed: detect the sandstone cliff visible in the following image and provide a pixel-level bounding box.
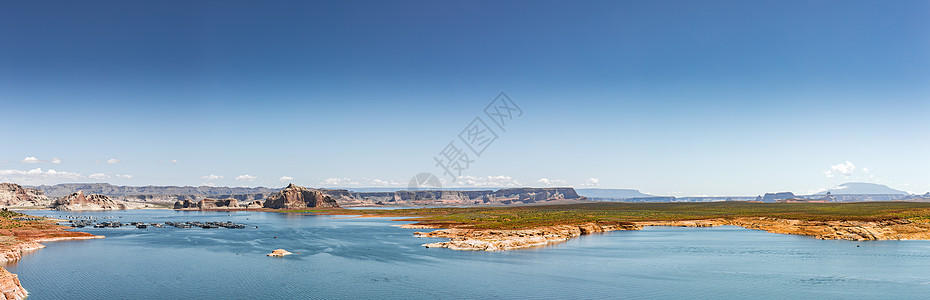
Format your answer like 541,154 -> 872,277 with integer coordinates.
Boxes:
51,191 -> 134,211
0,267 -> 26,300
0,183 -> 50,207
262,184 -> 339,209
332,187 -> 586,206
173,198 -> 241,210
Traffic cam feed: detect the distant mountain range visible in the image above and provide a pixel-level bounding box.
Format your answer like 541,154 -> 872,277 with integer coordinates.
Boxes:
21,183 -> 590,206
574,188 -> 653,199
816,182 -> 908,195
27,183 -> 282,198
19,182 -> 919,205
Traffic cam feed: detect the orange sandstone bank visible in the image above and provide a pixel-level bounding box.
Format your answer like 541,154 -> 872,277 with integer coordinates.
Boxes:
409,218 -> 930,251
0,218 -> 102,300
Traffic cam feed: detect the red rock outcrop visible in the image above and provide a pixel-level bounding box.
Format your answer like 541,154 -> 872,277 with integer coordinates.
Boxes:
262,184 -> 339,209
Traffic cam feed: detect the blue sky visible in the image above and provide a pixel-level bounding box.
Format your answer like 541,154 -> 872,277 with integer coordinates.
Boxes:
1,0 -> 927,195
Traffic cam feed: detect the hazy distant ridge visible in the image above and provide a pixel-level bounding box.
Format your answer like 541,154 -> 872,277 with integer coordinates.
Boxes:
816,182 -> 908,195
28,183 -> 282,198
575,188 -> 653,199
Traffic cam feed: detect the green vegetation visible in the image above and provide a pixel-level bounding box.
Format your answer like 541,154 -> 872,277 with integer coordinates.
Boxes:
284,202 -> 930,230
0,210 -> 24,219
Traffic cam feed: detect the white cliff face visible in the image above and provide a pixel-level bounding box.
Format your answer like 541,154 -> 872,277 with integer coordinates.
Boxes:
0,183 -> 50,207
51,191 -> 135,211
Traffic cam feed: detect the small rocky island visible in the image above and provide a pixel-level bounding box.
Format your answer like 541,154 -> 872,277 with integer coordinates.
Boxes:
262,183 -> 340,209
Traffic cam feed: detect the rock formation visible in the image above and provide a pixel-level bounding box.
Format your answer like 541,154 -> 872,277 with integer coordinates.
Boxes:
0,267 -> 27,300
198,198 -> 218,209
28,183 -> 279,199
330,187 -> 587,206
416,223 -> 639,251
0,183 -> 50,207
262,184 -> 339,209
50,191 -> 131,211
267,249 -> 292,257
415,218 -> 930,251
197,198 -> 239,209
173,198 -> 241,210
246,200 -> 263,209
761,192 -> 795,202
216,198 -> 238,208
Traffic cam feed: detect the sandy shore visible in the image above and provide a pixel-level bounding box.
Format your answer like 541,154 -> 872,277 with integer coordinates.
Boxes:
410,217 -> 930,251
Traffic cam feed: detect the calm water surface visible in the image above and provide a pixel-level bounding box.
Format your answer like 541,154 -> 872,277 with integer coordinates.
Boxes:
7,209 -> 930,299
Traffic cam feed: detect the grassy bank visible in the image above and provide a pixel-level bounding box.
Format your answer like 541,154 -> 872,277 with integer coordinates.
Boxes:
283,202 -> 930,230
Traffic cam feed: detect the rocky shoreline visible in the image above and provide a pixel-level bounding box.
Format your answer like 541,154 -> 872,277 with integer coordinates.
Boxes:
0,222 -> 102,300
410,217 -> 930,251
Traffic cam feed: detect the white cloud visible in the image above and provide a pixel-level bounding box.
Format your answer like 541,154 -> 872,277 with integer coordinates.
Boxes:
235,174 -> 257,182
278,176 -> 294,183
106,158 -> 121,165
320,177 -> 359,186
21,157 -> 41,164
88,173 -> 108,180
201,182 -> 217,187
454,175 -> 521,187
0,168 -> 83,184
580,177 -> 600,187
201,174 -> 223,181
51,158 -> 62,164
370,179 -> 401,186
169,160 -> 178,163
318,177 -> 404,187
537,178 -> 568,186
115,174 -> 133,179
824,161 -> 855,178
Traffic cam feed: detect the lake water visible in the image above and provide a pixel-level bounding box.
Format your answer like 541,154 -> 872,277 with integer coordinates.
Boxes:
7,209 -> 930,299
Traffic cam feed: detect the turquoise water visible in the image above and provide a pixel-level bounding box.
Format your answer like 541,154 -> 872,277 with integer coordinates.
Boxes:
6,209 -> 930,299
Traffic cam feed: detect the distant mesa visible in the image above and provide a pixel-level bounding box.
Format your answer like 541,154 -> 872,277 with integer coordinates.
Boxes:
51,191 -> 134,211
817,182 -> 908,195
759,192 -> 796,203
0,183 -> 50,207
262,183 -> 340,209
